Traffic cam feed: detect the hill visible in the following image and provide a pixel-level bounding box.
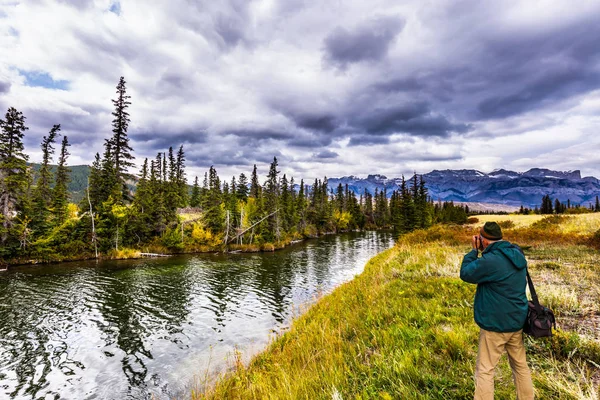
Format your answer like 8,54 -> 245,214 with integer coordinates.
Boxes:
29,164 -> 90,203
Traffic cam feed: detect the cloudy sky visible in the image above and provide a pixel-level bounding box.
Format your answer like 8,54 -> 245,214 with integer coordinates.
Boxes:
1,0 -> 600,181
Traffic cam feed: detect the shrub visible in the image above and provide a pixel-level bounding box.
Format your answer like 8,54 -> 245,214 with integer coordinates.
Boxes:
497,220 -> 515,229
467,217 -> 479,224
161,227 -> 184,252
262,243 -> 275,252
106,248 -> 140,259
531,215 -> 570,230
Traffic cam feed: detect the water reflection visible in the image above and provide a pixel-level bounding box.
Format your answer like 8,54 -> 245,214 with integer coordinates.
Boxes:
0,231 -> 393,399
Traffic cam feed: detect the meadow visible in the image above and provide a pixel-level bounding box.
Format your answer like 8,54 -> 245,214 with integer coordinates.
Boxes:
193,213 -> 600,399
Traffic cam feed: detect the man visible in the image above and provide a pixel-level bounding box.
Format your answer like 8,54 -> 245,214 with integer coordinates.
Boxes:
460,221 -> 534,400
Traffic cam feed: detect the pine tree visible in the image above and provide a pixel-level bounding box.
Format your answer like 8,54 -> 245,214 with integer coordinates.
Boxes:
335,183 -> 344,212
411,173 -> 422,228
108,76 -> 134,201
280,174 -> 291,232
52,135 -> 71,226
264,157 -> 280,241
418,176 -> 431,228
237,173 -> 249,201
190,176 -> 201,207
554,198 -> 562,214
204,166 -> 224,233
32,124 -> 60,235
400,175 -> 416,232
363,189 -> 374,226
250,164 -> 260,198
0,107 -> 30,245
296,179 -> 307,231
87,153 -> 103,208
176,145 -> 188,207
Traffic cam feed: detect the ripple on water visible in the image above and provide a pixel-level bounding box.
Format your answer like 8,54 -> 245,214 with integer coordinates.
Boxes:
0,231 -> 394,399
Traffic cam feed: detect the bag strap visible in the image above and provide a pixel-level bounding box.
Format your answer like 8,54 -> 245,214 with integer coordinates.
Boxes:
526,270 -> 544,316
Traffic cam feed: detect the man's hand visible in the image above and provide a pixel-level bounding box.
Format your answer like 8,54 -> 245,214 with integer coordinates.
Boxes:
472,235 -> 479,250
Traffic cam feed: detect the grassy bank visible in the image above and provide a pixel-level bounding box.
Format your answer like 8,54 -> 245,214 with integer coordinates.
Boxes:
194,214 -> 600,399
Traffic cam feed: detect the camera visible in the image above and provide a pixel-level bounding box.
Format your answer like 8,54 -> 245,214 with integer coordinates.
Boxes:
475,235 -> 484,251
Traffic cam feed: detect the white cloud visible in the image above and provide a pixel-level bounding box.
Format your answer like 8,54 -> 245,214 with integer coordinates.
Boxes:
0,0 -> 599,181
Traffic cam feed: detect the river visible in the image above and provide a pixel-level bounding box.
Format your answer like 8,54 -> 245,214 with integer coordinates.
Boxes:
0,231 -> 394,399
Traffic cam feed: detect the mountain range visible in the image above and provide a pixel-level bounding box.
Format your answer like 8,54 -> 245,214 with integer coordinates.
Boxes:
29,164 -> 600,209
328,168 -> 600,208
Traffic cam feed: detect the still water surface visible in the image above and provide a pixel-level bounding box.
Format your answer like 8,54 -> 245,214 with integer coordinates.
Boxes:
0,231 -> 394,399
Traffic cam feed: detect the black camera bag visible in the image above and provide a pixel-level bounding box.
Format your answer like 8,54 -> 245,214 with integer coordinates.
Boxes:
523,271 -> 556,337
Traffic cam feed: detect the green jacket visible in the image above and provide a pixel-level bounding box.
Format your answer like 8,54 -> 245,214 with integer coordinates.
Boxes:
460,241 -> 528,332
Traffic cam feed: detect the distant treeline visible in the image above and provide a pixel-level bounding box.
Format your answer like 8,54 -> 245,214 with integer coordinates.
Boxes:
518,194 -> 600,215
0,77 -> 469,263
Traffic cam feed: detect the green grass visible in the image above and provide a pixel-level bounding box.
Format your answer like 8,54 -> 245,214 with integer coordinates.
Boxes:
194,215 -> 600,399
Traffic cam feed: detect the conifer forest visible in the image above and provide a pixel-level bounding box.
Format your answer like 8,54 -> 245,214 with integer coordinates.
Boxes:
0,77 -> 468,265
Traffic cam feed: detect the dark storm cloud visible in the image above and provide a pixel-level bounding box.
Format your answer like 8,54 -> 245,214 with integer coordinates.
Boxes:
286,133 -> 334,148
323,15 -> 405,68
350,102 -> 471,138
313,149 -> 338,159
130,130 -> 208,152
180,0 -> 255,49
472,13 -> 600,119
478,67 -> 600,119
348,135 -> 390,146
371,77 -> 424,93
21,107 -> 108,150
227,128 -> 292,141
290,112 -> 338,132
0,81 -> 10,93
186,146 -> 283,168
214,12 -> 247,47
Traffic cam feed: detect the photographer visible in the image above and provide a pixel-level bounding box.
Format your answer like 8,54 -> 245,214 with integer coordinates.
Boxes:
460,222 -> 534,400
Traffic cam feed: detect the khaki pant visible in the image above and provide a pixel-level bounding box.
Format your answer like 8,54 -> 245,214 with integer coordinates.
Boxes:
474,328 -> 534,400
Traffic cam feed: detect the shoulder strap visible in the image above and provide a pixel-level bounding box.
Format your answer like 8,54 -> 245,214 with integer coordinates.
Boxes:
526,270 -> 544,316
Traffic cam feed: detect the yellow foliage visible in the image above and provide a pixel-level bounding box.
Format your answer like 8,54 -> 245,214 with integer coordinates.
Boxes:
111,204 -> 127,219
67,203 -> 79,219
334,210 -> 352,230
189,223 -> 222,247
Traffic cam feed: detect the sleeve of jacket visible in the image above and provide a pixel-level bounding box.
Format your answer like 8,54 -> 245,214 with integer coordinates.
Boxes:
460,249 -> 497,284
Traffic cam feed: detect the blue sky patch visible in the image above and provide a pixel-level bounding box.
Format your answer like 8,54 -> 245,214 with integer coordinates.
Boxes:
20,70 -> 69,90
109,1 -> 121,15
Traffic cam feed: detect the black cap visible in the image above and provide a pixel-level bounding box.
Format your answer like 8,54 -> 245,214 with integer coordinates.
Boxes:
480,221 -> 503,240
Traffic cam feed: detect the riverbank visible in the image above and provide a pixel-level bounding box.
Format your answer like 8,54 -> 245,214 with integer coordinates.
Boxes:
0,229 -> 372,269
195,214 -> 600,399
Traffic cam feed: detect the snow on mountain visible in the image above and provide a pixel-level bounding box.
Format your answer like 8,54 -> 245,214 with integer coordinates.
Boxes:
328,168 -> 600,207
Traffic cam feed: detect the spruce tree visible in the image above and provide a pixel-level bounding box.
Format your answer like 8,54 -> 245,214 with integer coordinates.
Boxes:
32,124 -> 60,235
87,152 -> 103,208
108,76 -> 134,201
250,164 -> 260,198
554,198 -> 562,214
280,174 -> 291,232
204,166 -> 224,233
52,135 -> 71,226
264,157 -> 280,241
190,176 -> 201,207
176,145 -> 188,207
296,179 -> 307,231
0,107 -> 30,245
418,176 -> 431,228
236,173 -> 249,201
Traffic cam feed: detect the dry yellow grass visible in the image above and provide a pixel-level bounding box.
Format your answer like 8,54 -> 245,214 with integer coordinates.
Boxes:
194,215 -> 600,399
472,213 -> 600,234
471,214 -> 544,228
